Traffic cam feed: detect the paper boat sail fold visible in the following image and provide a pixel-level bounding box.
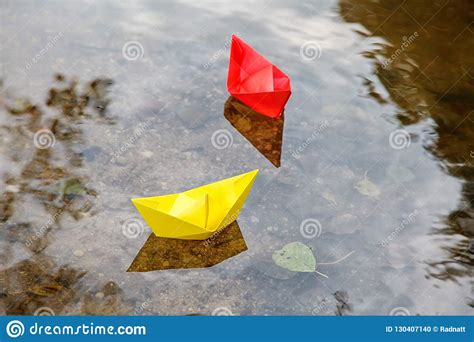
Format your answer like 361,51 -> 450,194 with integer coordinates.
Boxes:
227,35 -> 291,119
131,169 -> 259,240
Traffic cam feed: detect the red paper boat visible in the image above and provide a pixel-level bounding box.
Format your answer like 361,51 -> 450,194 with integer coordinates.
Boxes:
227,35 -> 291,119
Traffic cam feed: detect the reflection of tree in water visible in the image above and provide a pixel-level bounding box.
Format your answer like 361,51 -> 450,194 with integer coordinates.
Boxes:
339,0 -> 474,297
0,75 -> 132,314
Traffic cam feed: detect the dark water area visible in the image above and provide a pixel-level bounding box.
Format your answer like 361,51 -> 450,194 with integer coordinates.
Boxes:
0,0 -> 473,315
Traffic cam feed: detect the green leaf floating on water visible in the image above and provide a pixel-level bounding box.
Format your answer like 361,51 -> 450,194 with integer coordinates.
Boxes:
272,242 -> 316,273
272,242 -> 354,277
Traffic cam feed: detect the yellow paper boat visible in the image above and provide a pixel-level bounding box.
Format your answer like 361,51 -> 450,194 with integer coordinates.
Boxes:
131,169 -> 259,240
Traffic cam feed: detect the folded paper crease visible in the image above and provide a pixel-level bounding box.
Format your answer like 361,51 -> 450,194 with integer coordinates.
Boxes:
227,35 -> 291,118
131,169 -> 259,240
